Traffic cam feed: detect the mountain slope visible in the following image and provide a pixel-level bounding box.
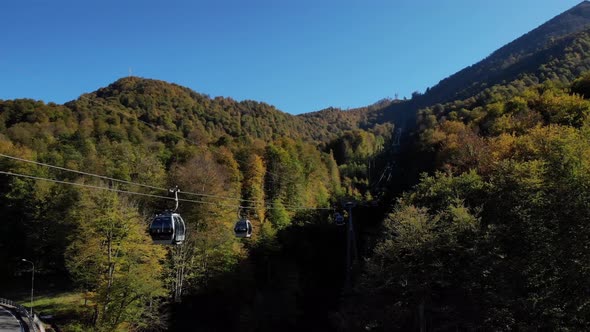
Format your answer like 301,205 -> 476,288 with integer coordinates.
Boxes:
325,1 -> 590,133
65,76 -> 352,144
423,1 -> 590,105
7,4 -> 590,147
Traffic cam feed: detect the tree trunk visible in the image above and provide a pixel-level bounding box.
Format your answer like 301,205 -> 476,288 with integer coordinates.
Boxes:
419,299 -> 426,332
92,305 -> 99,327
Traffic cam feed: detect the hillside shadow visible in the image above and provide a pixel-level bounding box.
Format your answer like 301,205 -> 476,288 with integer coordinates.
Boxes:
169,216 -> 389,332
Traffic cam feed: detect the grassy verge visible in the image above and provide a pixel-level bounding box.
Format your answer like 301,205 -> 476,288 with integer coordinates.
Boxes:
17,292 -> 92,332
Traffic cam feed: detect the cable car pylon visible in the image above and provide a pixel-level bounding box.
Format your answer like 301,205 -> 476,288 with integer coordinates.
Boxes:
343,201 -> 357,293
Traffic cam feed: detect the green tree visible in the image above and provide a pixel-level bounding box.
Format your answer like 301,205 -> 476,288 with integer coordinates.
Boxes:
168,150 -> 242,299
353,193 -> 482,330
268,199 -> 290,230
239,152 -> 266,236
66,190 -> 167,331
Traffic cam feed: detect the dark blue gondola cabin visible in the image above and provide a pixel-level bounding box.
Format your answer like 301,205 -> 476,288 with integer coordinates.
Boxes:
334,212 -> 345,226
234,219 -> 252,238
149,212 -> 186,245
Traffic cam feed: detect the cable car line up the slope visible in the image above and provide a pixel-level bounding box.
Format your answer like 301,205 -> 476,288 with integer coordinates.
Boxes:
0,170 -> 224,207
0,170 -> 331,211
0,152 -> 256,204
0,153 -> 326,210
1,169 -> 185,245
0,90 -> 335,244
0,152 -> 165,192
0,170 -> 332,245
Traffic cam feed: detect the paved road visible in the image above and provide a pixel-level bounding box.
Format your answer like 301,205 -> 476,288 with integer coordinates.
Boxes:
0,306 -> 21,332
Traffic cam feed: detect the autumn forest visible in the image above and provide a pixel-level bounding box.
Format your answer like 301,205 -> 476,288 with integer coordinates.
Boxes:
4,2 -> 590,332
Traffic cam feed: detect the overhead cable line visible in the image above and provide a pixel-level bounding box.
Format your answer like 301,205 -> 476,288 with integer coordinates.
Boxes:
0,153 -> 258,204
0,153 -> 165,192
0,170 -> 331,211
0,170 -> 243,208
0,153 -> 324,209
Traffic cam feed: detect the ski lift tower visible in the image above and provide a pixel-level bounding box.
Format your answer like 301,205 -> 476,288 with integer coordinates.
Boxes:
343,201 -> 357,292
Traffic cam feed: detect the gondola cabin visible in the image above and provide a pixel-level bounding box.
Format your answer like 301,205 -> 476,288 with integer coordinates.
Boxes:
149,212 -> 186,245
334,212 -> 345,226
234,219 -> 252,238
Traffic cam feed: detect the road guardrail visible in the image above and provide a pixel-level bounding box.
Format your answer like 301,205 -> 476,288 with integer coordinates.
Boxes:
0,297 -> 40,332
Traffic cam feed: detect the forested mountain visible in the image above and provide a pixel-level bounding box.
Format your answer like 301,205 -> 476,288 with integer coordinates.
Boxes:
0,75 -> 351,331
0,71 -> 394,331
346,72 -> 590,331
345,1 -> 590,130
298,99 -> 396,132
421,1 -> 590,105
338,3 -> 590,329
3,2 -> 590,332
66,76 -> 354,144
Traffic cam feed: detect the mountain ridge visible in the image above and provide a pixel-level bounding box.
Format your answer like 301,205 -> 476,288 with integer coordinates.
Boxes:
5,2 -> 590,144
417,1 -> 590,105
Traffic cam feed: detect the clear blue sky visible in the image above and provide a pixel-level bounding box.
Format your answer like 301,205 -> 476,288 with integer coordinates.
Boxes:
0,0 -> 583,114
